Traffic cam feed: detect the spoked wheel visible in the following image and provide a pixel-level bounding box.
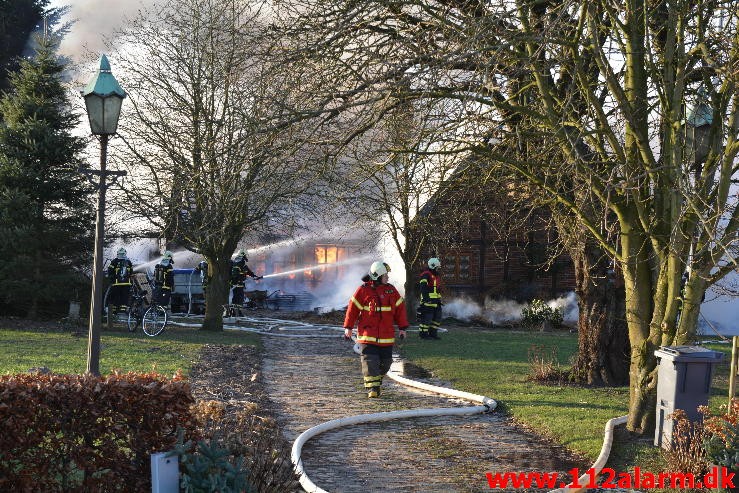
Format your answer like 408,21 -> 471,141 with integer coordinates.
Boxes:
142,305 -> 167,337
127,306 -> 142,332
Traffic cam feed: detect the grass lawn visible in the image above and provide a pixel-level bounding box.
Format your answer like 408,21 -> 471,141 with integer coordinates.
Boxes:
399,326 -> 733,471
0,322 -> 261,376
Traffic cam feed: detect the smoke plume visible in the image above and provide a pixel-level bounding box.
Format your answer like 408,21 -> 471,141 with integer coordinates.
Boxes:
48,0 -> 163,61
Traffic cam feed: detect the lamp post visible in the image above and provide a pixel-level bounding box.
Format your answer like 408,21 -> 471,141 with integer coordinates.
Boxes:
81,55 -> 126,375
685,87 -> 713,171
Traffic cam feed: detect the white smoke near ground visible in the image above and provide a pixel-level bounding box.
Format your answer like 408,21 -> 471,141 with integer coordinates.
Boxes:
548,292 -> 579,324
442,292 -> 580,326
483,298 -> 528,324
443,298 -> 484,321
310,261 -> 374,313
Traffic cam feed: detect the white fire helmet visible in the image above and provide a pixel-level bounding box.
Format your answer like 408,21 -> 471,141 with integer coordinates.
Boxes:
428,257 -> 441,269
368,261 -> 388,280
163,251 -> 173,260
117,247 -> 127,259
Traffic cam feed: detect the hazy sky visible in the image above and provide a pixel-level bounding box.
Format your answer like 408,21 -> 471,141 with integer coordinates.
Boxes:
48,0 -> 161,61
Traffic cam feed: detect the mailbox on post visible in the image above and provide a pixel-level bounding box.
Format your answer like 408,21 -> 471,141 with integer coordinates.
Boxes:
654,345 -> 723,448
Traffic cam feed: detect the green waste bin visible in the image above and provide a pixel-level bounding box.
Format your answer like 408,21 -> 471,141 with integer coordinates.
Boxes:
654,345 -> 723,448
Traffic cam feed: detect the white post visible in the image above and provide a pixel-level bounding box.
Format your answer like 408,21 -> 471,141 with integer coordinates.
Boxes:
151,452 -> 179,493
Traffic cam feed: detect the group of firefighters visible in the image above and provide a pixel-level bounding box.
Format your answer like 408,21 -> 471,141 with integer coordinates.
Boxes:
109,246 -> 443,400
106,248 -> 175,313
343,257 -> 443,399
106,248 -> 263,313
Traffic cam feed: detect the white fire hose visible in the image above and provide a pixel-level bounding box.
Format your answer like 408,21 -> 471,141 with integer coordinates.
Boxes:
290,337 -> 497,493
170,315 -> 626,493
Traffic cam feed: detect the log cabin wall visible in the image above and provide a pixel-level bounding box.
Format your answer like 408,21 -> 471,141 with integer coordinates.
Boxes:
421,216 -> 576,303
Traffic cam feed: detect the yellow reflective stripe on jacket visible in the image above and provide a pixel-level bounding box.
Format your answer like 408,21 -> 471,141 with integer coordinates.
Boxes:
357,335 -> 395,344
359,306 -> 392,312
429,292 -> 441,299
351,298 -> 393,312
395,297 -> 404,306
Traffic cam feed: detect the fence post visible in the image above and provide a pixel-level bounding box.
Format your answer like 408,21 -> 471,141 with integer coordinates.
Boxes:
151,452 -> 179,493
729,336 -> 738,412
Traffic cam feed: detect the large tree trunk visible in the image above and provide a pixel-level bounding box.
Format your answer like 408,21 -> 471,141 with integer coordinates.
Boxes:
621,222 -> 660,434
201,258 -> 230,331
628,347 -> 658,434
570,241 -> 629,386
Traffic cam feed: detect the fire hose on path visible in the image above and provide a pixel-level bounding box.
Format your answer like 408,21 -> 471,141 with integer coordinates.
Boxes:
170,315 -> 627,493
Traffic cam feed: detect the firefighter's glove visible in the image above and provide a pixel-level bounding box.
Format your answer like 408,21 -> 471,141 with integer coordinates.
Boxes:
343,328 -> 353,341
255,276 -> 264,280
398,329 -> 407,340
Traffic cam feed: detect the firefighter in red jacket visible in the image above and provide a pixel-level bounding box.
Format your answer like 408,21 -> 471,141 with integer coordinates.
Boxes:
419,257 -> 442,339
343,261 -> 409,398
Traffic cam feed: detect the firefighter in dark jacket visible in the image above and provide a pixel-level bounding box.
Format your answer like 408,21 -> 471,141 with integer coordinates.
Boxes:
343,261 -> 409,398
195,259 -> 208,293
106,247 -> 133,312
230,249 -> 262,306
419,257 -> 442,339
153,251 -> 175,305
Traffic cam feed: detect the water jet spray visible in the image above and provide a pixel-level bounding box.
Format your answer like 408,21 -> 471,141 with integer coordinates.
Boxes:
261,255 -> 374,279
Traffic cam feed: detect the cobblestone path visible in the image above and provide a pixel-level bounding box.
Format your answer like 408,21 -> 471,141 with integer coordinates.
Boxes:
261,326 -> 591,493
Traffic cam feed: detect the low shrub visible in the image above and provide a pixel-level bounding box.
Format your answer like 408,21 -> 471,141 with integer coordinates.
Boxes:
0,371 -> 198,492
178,399 -> 299,493
702,400 -> 739,478
171,428 -> 253,493
662,409 -> 708,477
526,344 -> 566,383
521,299 -> 563,330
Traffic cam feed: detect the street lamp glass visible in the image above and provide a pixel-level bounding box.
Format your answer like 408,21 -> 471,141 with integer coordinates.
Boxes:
81,54 -> 126,136
84,93 -> 124,135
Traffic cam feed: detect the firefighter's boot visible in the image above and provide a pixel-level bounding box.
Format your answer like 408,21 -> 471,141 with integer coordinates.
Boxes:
367,387 -> 381,398
429,327 -> 441,340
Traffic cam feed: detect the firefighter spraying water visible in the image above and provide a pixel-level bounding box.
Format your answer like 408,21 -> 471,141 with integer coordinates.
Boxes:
152,251 -> 174,305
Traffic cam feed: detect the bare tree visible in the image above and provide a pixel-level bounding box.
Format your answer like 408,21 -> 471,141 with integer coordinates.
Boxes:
275,0 -> 739,432
109,0 -> 330,330
342,97 -> 465,317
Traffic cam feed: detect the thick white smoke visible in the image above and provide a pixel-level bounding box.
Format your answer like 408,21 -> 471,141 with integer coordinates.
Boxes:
442,293 -> 580,326
48,0 -> 164,61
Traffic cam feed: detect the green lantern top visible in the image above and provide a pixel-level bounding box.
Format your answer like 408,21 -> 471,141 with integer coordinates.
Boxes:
686,87 -> 713,128
82,55 -> 126,99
